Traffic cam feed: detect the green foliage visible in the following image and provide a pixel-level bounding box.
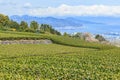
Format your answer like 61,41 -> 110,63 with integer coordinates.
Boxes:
63,32 -> 71,37
0,31 -> 119,80
0,13 -> 61,35
9,20 -> 19,30
72,32 -> 82,38
0,14 -> 9,27
20,21 -> 28,31
30,21 -> 39,30
0,31 -> 115,50
40,24 -> 61,35
48,35 -> 115,50
95,34 -> 106,42
0,44 -> 119,79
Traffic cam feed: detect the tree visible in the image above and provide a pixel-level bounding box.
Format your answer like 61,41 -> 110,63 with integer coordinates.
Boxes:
63,32 -> 70,37
20,21 -> 28,31
40,24 -> 50,32
9,20 -> 19,30
30,21 -> 39,30
0,14 -> 9,27
40,24 -> 45,33
95,34 -> 106,42
73,32 -> 82,38
40,24 -> 61,35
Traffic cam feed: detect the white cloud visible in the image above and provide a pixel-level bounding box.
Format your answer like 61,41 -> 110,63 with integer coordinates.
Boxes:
23,3 -> 32,8
29,4 -> 120,16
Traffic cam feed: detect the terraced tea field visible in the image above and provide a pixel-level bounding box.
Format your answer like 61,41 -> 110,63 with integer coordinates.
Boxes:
0,31 -> 120,79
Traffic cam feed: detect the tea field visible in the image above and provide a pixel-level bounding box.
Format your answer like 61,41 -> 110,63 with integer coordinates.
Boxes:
0,31 -> 120,80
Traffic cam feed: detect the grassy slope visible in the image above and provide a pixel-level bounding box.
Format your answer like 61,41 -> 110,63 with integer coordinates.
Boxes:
0,31 -> 115,50
0,31 -> 120,79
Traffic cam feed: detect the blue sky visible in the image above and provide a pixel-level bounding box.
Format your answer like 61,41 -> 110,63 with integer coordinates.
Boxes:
0,0 -> 120,16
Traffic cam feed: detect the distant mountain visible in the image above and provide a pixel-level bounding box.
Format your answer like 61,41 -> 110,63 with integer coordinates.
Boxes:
10,15 -> 103,31
9,15 -> 120,43
10,15 -> 81,27
10,15 -> 120,35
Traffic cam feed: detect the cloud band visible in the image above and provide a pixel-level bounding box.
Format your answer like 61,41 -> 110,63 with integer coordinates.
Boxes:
29,4 -> 120,16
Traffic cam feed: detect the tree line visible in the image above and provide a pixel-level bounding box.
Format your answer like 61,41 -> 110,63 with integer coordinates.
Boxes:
0,14 -> 61,35
63,32 -> 106,42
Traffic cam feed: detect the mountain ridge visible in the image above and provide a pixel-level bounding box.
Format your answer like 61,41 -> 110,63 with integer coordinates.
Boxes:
10,15 -> 120,37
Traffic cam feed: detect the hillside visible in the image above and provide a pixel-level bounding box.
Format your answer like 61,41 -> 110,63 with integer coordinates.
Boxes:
0,31 -> 115,50
0,31 -> 120,79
